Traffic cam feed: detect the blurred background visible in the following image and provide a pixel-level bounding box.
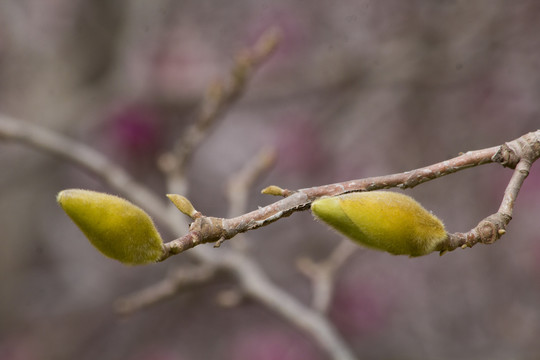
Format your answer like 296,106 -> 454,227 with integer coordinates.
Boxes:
1,1 -> 539,359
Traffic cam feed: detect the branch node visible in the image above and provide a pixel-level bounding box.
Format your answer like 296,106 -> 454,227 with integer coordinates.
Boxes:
493,131 -> 540,168
492,143 -> 520,169
478,219 -> 498,244
478,213 -> 510,244
189,217 -> 227,243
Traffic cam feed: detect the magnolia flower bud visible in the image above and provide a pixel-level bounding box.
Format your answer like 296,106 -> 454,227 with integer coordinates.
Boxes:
57,189 -> 163,265
311,191 -> 447,257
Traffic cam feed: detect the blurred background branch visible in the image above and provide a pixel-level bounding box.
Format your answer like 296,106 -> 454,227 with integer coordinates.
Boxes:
297,239 -> 358,313
115,264 -> 218,315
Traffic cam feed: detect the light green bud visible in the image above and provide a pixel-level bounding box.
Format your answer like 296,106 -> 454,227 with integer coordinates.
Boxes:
311,191 -> 447,257
57,189 -> 163,265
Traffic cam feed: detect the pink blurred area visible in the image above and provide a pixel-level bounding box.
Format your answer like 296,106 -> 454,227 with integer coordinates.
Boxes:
1,1 -> 540,359
228,329 -> 323,360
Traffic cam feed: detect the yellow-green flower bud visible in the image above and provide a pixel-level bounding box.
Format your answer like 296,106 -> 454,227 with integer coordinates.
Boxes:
311,191 -> 447,257
57,189 -> 163,265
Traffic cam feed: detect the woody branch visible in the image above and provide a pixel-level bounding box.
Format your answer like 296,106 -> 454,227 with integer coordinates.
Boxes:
160,130 -> 540,259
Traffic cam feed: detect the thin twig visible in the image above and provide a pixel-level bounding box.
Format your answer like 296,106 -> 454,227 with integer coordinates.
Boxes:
0,114 -> 168,218
439,131 -> 540,254
297,239 -> 358,313
115,265 -> 217,315
226,147 -> 276,251
440,159 -> 532,253
227,146 -> 277,218
160,130 -> 540,258
159,27 -> 281,193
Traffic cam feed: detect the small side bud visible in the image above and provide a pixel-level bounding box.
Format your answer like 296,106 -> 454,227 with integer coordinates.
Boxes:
57,189 -> 163,265
167,194 -> 201,219
261,185 -> 287,197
